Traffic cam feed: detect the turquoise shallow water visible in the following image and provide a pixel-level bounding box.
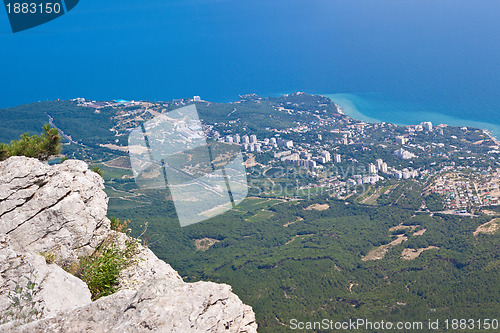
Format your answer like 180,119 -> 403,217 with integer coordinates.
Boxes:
324,93 -> 500,141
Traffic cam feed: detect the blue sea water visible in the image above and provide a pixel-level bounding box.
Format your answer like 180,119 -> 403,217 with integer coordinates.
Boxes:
326,93 -> 500,139
1,0 -> 500,138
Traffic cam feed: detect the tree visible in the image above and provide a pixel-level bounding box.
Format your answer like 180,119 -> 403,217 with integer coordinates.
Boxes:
0,124 -> 62,161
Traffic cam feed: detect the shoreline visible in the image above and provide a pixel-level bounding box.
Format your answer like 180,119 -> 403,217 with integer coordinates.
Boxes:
322,92 -> 500,142
483,129 -> 500,147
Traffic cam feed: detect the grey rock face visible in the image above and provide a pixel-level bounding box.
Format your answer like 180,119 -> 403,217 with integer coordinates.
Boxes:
118,241 -> 183,290
0,157 -> 257,332
8,279 -> 256,333
0,157 -> 110,264
0,234 -> 92,321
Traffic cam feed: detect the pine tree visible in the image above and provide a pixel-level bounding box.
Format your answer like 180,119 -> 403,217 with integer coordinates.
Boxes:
0,124 -> 62,161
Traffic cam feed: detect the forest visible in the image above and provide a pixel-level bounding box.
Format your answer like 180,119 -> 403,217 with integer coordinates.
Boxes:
105,178 -> 499,332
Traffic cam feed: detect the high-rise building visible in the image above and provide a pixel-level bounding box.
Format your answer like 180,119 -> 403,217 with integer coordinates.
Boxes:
334,154 -> 341,163
250,135 -> 257,143
270,138 -> 277,146
421,122 -> 433,131
242,135 -> 250,144
226,136 -> 234,143
380,162 -> 388,173
376,159 -> 384,170
233,134 -> 241,144
369,163 -> 377,175
322,151 -> 331,162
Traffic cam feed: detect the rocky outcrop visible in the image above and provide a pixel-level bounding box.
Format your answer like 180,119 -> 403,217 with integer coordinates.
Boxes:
9,279 -> 256,333
0,157 -> 109,264
0,157 -> 257,332
0,234 -> 92,320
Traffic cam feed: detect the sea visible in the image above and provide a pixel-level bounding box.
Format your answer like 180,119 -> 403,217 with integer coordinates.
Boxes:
325,93 -> 500,140
1,0 -> 500,139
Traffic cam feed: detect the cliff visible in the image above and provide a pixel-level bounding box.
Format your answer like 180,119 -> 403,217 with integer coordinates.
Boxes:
0,157 -> 257,332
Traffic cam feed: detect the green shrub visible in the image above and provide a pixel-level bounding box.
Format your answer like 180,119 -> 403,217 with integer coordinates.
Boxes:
76,236 -> 139,300
109,217 -> 130,234
40,251 -> 56,264
91,166 -> 103,177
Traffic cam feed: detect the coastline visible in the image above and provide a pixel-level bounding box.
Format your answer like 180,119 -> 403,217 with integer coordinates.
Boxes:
322,92 -> 500,142
483,129 -> 500,147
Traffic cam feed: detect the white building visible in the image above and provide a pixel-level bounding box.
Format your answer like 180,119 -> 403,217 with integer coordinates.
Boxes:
250,135 -> 257,143
275,150 -> 291,158
322,151 -> 331,162
242,135 -> 250,144
394,148 -> 416,159
392,170 -> 403,179
396,135 -> 407,145
369,163 -> 377,175
334,154 -> 342,163
421,122 -> 433,131
193,96 -> 201,102
233,134 -> 241,144
363,175 -> 381,184
281,153 -> 300,162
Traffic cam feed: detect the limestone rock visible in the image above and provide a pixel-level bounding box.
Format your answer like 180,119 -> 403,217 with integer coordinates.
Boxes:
6,279 -> 257,333
0,234 -> 92,321
0,157 -> 110,264
118,242 -> 183,290
0,157 -> 257,332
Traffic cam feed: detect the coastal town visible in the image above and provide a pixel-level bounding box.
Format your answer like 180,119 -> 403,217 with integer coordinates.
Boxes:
73,92 -> 500,214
